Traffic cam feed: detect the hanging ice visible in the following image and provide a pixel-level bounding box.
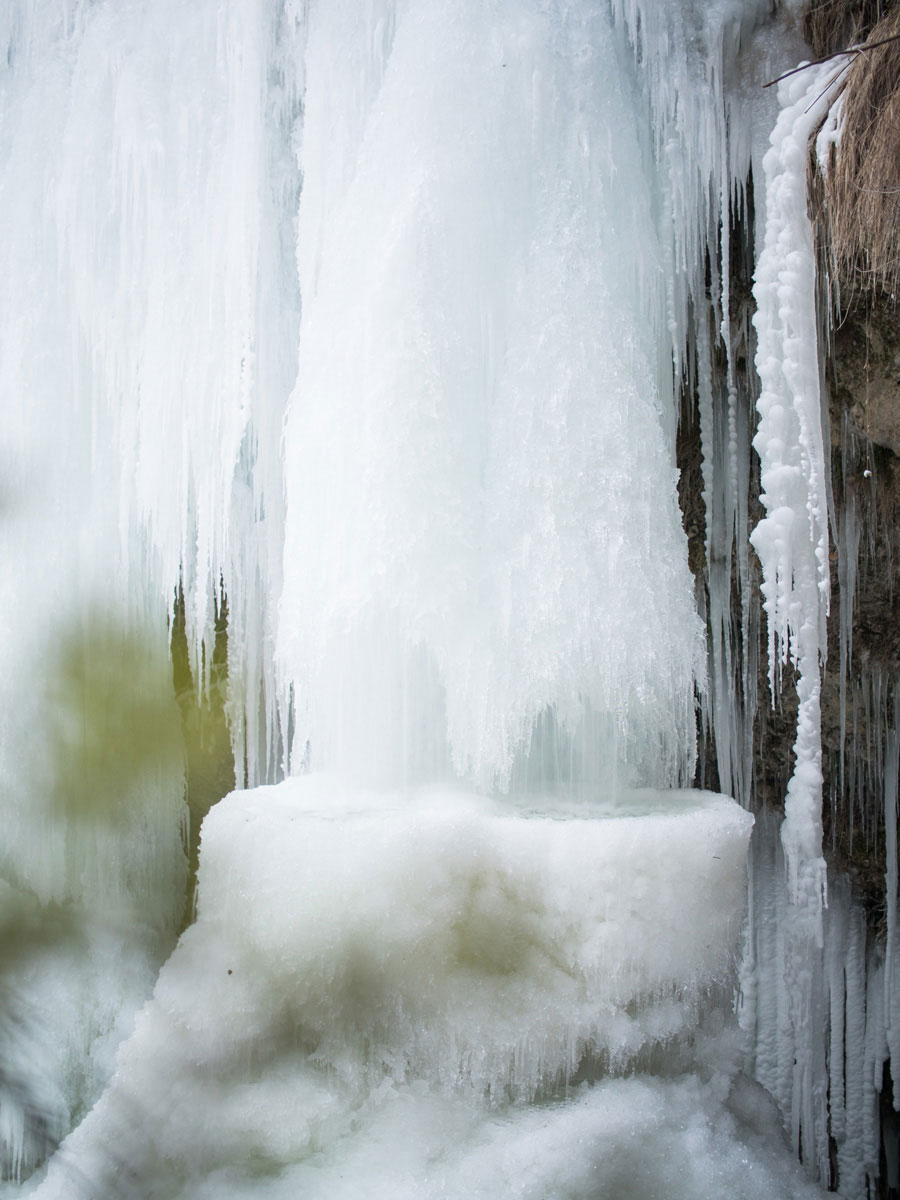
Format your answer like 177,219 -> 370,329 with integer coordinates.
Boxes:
24,781 -> 784,1200
276,0 -> 706,794
750,57 -> 849,1176
0,0 -> 836,1196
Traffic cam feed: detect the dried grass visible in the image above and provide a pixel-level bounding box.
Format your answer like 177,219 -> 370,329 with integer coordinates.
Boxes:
817,7 -> 900,297
804,0 -> 889,57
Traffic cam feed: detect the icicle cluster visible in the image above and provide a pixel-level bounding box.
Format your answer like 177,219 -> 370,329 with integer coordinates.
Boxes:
3,0 -> 896,1196
277,0 -> 706,794
749,58 -> 845,1175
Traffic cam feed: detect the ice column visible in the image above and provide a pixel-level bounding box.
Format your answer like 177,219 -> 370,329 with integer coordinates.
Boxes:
750,58 -> 849,1174
277,0 -> 706,795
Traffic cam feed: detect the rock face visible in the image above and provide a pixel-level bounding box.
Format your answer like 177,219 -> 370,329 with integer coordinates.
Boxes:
834,308 -> 900,459
821,295 -> 900,923
808,5 -> 900,937
675,39 -> 900,1177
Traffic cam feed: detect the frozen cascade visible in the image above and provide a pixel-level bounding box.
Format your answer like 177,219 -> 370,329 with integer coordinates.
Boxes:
739,47 -> 900,1196
0,2 -> 304,1181
276,0 -> 710,792
21,783 -> 778,1200
748,57 -> 848,1178
0,0 -> 871,1196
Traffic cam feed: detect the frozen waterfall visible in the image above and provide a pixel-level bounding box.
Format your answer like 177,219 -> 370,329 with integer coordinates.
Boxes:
0,0 -> 875,1197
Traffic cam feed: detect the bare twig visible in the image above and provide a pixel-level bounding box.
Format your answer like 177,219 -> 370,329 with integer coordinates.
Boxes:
763,31 -> 900,88
804,58 -> 853,113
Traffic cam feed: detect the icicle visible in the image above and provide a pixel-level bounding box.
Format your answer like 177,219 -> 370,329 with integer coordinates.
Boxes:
865,947 -> 888,1180
885,717 -> 900,1101
824,877 -> 849,1154
837,415 -> 863,792
750,54 -> 850,1175
752,57 -> 843,704
738,809 -> 794,1117
841,901 -> 869,1196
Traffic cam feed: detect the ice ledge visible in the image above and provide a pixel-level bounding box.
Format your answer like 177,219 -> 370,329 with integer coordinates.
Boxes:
186,778 -> 754,1078
28,780 -> 754,1200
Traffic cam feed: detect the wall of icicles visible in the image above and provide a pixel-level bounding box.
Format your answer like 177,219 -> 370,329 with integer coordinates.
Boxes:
0,0 -> 898,1196
682,8 -> 900,1197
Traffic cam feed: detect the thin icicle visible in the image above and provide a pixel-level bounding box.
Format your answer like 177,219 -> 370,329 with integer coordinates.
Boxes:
884,714 -> 900,1100
842,902 -> 869,1196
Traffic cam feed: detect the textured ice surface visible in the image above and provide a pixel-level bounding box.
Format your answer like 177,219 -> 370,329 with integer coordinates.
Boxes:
0,890 -> 163,1185
192,780 -> 755,1085
19,781 -> 777,1200
0,0 -> 850,1194
749,58 -> 849,1177
278,0 -> 706,794
164,1077 -> 827,1200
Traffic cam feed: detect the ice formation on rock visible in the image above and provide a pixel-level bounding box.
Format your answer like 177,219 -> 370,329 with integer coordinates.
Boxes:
26,783 -> 766,1200
748,58 -> 848,1177
0,0 -> 892,1196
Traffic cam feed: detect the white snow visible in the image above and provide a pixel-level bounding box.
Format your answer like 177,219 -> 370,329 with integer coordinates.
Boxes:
21,780 -> 782,1200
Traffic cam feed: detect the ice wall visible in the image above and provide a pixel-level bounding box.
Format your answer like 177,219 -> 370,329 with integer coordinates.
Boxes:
277,0 -> 705,793
0,3 -> 805,808
0,0 -> 865,1195
0,0 -> 304,1178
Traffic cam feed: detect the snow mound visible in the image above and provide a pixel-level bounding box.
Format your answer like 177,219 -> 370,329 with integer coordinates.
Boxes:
29,780 -> 758,1199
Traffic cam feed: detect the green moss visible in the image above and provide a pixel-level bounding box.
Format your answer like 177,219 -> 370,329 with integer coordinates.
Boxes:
46,622 -> 183,826
170,584 -> 235,922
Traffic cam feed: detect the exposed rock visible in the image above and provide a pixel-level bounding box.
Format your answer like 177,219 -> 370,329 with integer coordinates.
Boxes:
832,298 -> 900,458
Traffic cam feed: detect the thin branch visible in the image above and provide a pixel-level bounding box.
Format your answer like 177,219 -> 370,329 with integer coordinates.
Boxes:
763,32 -> 900,89
804,58 -> 853,114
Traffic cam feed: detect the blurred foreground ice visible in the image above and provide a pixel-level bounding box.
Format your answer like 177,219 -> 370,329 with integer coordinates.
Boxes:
12,780 -> 819,1199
